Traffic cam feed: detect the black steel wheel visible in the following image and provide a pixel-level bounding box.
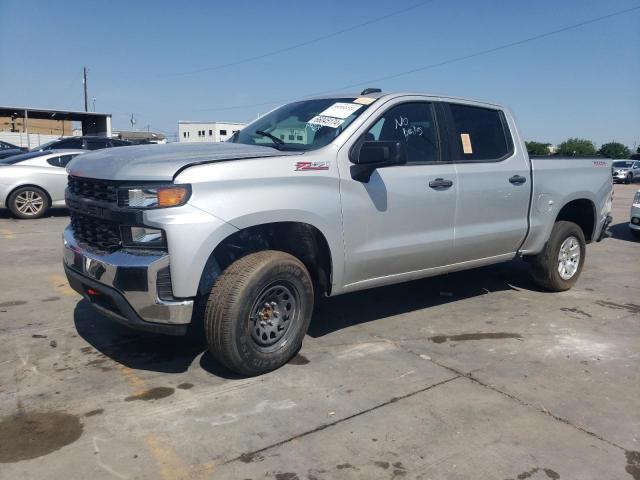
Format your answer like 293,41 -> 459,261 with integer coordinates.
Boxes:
204,250 -> 314,376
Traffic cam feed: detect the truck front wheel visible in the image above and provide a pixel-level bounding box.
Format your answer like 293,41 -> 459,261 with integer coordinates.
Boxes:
204,250 -> 314,376
529,221 -> 586,292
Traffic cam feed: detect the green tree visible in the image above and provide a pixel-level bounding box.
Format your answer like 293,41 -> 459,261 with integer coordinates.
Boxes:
598,142 -> 630,159
525,141 -> 551,155
556,138 -> 597,156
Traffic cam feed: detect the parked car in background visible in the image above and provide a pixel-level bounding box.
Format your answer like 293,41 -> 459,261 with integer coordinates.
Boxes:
612,160 -> 640,184
0,140 -> 27,160
0,150 -> 85,219
32,136 -> 132,152
630,190 -> 640,238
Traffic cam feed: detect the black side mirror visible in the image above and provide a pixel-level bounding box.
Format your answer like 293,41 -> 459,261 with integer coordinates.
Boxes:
350,141 -> 406,182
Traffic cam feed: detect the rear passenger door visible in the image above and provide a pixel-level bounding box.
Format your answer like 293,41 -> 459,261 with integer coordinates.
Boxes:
443,103 -> 530,262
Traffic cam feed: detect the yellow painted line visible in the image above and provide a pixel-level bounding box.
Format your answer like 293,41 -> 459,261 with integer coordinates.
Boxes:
115,364 -> 147,396
0,228 -> 16,240
48,273 -> 78,297
145,434 -> 215,480
114,365 -> 216,479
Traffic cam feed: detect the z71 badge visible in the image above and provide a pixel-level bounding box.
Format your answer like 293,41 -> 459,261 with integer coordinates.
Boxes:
295,161 -> 329,171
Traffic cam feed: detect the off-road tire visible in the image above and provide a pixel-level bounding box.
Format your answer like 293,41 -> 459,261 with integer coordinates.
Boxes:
529,221 -> 586,292
8,186 -> 49,219
204,250 -> 314,376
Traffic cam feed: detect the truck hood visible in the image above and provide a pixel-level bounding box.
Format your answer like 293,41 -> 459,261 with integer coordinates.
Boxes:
67,142 -> 303,181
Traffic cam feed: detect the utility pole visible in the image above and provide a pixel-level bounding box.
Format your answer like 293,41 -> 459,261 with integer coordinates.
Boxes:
83,67 -> 88,112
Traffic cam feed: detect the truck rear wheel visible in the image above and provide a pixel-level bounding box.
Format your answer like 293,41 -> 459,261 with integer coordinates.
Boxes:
204,250 -> 314,376
529,221 -> 586,292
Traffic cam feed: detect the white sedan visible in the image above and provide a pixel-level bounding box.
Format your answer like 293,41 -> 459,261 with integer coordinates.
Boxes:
631,190 -> 640,238
0,150 -> 86,219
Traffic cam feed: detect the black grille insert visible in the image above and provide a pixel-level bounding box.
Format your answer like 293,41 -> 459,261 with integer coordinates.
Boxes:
70,212 -> 121,251
68,176 -> 119,204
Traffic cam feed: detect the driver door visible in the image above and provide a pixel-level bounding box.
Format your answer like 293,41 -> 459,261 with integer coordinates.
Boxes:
337,99 -> 457,290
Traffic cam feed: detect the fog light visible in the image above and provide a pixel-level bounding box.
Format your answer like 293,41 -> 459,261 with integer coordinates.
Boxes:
121,226 -> 166,248
632,217 -> 640,225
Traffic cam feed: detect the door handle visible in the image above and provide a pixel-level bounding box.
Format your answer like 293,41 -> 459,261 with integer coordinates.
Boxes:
429,178 -> 453,189
509,175 -> 527,185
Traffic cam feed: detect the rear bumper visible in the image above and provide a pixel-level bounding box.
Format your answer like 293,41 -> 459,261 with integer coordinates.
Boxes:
63,226 -> 193,335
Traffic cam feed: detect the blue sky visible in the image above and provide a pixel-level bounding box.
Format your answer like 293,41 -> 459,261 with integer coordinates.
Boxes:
1,0 -> 639,148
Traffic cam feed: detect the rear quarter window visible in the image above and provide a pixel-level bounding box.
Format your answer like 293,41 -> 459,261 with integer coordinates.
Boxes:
448,104 -> 512,161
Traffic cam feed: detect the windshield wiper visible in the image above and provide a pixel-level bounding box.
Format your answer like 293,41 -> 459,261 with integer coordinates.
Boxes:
255,130 -> 284,147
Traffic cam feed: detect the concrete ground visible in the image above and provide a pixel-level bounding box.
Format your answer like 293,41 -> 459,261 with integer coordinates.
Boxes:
0,184 -> 638,480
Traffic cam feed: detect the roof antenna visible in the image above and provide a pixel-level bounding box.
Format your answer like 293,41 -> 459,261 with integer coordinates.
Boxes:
360,88 -> 382,95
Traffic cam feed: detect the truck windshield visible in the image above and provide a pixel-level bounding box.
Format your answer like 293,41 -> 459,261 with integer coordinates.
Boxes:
230,97 -> 372,151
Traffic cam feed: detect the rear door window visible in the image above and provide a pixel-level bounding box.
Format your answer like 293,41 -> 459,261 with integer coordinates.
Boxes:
86,139 -> 109,150
447,104 -> 512,161
59,154 -> 78,167
46,156 -> 63,167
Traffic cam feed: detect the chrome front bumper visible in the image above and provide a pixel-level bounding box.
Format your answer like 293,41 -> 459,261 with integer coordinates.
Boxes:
63,226 -> 193,334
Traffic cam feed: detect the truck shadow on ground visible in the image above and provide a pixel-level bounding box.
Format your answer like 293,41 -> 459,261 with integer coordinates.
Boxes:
73,259 -> 540,377
308,259 -> 539,337
609,221 -> 639,242
73,301 -> 240,379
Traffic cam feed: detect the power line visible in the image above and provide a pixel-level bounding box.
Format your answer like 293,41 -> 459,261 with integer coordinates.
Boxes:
165,0 -> 436,77
189,4 -> 640,113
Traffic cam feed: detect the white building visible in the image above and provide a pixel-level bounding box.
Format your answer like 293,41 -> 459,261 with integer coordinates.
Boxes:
178,121 -> 245,143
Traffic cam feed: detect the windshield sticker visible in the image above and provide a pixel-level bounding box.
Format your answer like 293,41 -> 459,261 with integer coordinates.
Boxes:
460,133 -> 473,154
295,161 -> 329,171
354,96 -> 375,105
318,102 -> 363,119
307,115 -> 344,129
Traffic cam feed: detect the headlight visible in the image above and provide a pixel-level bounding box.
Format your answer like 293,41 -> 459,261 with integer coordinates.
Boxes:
633,191 -> 640,206
121,226 -> 166,249
119,185 -> 190,209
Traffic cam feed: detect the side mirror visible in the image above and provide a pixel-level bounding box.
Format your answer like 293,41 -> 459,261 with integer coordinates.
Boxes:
350,141 -> 406,182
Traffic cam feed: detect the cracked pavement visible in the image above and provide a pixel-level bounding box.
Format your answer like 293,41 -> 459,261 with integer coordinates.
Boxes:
0,184 -> 638,480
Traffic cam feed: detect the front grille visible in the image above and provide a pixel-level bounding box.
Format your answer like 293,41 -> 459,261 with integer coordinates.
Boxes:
70,212 -> 121,251
68,176 -> 119,204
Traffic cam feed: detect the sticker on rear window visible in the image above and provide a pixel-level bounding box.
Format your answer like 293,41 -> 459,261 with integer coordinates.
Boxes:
307,115 -> 344,129
460,133 -> 473,154
318,102 -> 363,119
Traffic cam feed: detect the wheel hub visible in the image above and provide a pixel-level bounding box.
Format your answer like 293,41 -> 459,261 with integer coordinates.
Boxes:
250,284 -> 296,347
557,235 -> 580,280
15,191 -> 44,215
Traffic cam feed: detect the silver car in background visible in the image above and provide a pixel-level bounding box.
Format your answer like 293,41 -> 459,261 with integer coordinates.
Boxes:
612,160 -> 640,184
0,150 -> 85,218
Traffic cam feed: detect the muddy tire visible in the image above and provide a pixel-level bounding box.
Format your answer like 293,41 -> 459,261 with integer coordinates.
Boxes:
8,186 -> 49,219
204,250 -> 314,376
529,221 -> 586,292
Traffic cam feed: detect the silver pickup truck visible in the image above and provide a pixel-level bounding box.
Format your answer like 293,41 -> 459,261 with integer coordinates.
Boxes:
63,90 -> 613,375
